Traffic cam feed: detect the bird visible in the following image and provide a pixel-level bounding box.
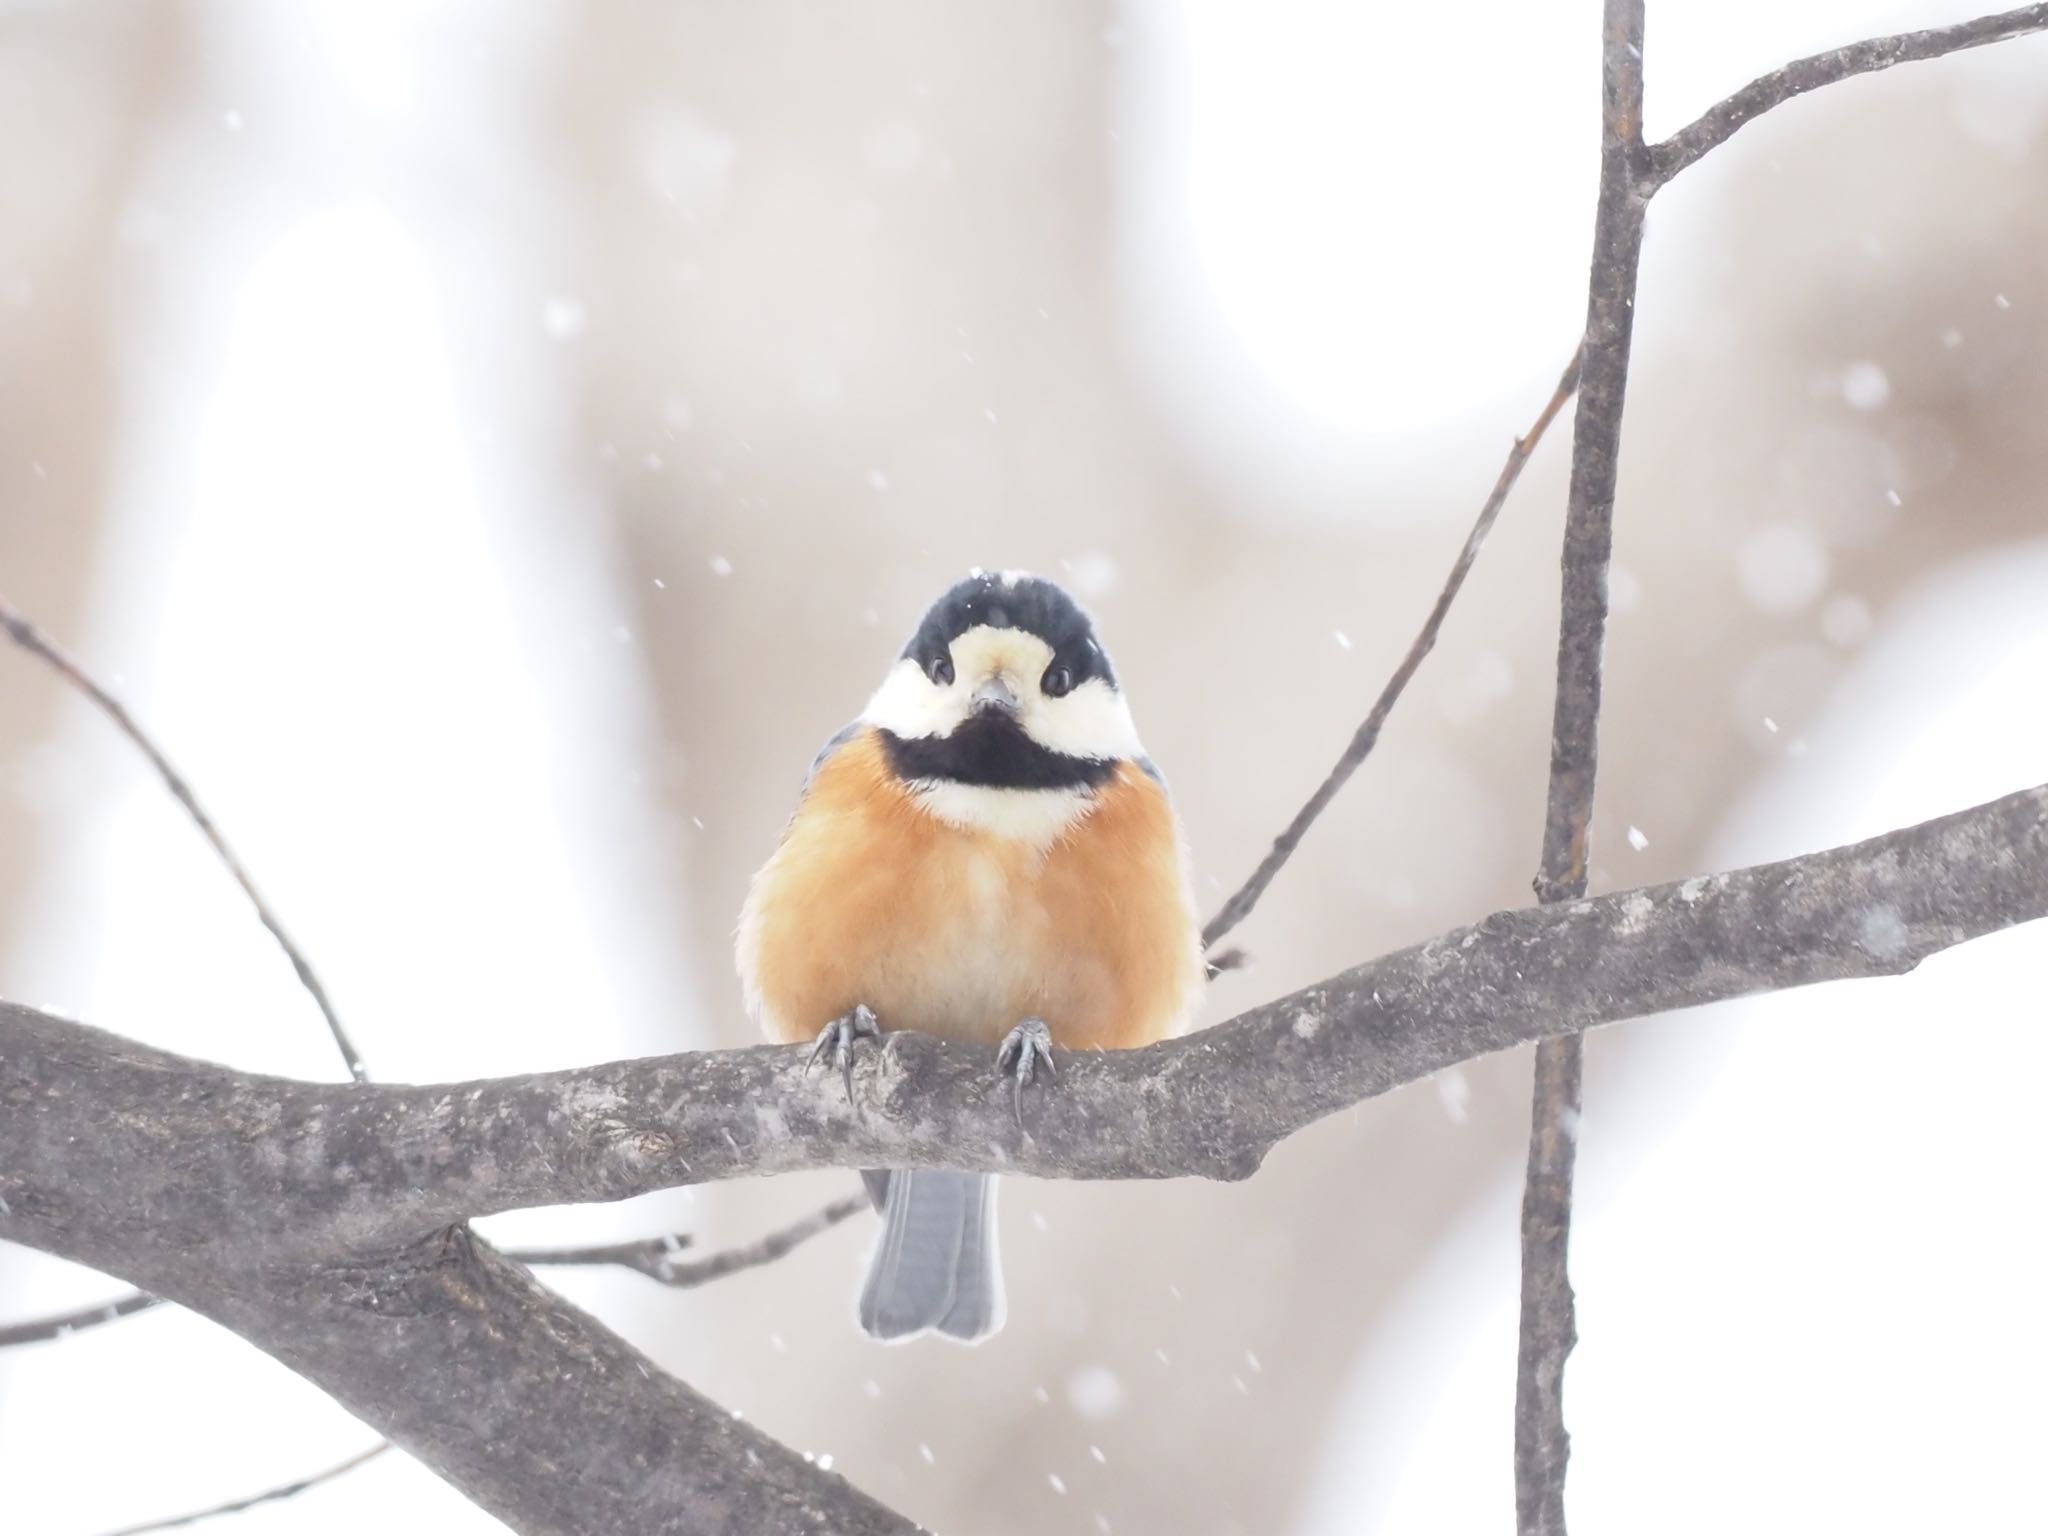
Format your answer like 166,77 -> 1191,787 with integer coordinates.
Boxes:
736,569 -> 1205,1342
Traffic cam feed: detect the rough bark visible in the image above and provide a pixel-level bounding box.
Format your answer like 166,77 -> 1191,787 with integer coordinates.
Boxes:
1517,4 -> 1648,1530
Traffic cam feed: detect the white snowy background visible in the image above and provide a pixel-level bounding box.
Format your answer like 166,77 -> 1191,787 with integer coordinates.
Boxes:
0,1 -> 2042,1532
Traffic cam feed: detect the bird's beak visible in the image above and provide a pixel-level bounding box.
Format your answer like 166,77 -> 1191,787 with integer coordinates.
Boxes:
969,674 -> 1022,719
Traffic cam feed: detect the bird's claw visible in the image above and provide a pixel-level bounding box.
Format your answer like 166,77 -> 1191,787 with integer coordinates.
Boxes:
810,1004 -> 882,1106
995,1016 -> 1056,1128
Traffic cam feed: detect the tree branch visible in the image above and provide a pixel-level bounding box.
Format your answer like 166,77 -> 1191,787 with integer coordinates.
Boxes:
4,784 -> 2039,1263
3,784 -> 2040,1528
1516,7 -> 1648,1531
204,1228 -> 913,1536
0,593 -> 881,1530
1202,346 -> 1584,953
1648,3 -> 2048,187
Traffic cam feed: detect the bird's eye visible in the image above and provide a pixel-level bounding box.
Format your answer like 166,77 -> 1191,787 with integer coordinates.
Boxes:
1042,664 -> 1073,698
927,655 -> 955,687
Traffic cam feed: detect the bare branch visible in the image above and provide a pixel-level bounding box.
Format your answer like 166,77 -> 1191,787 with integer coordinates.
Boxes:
1,791 -> 2041,1529
0,595 -> 369,1082
1202,346 -> 1584,952
95,1443 -> 392,1536
1516,1032 -> 1584,1534
3,1201 -> 873,1530
1514,5 -> 1649,1531
0,1288 -> 162,1348
1649,3 -> 2048,187
207,1228 -> 913,1536
505,1194 -> 868,1287
4,783 -> 2039,1264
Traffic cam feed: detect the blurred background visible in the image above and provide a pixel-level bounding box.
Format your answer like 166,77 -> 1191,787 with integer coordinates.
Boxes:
1,1 -> 2044,1532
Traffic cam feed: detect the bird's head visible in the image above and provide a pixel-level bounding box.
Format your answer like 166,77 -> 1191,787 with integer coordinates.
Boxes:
862,570 -> 1142,804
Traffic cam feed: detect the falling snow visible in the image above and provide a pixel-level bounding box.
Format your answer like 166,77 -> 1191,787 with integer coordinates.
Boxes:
1858,904 -> 1909,958
1067,1366 -> 1125,1420
542,295 -> 587,339
1435,1067 -> 1471,1124
1060,551 -> 1120,598
1839,361 -> 1890,411
1825,593 -> 1879,650
1738,523 -> 1829,614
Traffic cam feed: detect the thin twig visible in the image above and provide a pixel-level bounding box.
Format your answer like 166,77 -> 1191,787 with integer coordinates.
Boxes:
1201,346 -> 1584,953
1649,2 -> 2048,186
0,1198 -> 871,1349
0,596 -> 369,1082
0,1289 -> 163,1347
93,1442 -> 392,1536
1516,5 -> 1647,1534
507,1194 -> 868,1286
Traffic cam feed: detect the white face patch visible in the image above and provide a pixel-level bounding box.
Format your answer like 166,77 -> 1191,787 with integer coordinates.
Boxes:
861,625 -> 1145,763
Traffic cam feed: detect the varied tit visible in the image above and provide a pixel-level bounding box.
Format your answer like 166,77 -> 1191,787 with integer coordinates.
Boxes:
736,570 -> 1205,1343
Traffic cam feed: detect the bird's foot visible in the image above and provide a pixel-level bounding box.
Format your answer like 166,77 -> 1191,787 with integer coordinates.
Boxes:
995,1016 -> 1056,1127
809,1003 -> 882,1105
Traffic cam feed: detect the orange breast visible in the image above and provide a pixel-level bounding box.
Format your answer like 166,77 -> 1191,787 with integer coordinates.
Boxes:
737,730 -> 1203,1051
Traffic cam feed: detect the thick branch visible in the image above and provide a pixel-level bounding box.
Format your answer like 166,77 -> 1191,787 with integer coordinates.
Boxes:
1517,5 -> 1647,1531
181,1228 -> 910,1536
5,1200 -> 882,1534
1649,3 -> 2048,186
3,784 -> 2040,1275
2,789 -> 2042,1533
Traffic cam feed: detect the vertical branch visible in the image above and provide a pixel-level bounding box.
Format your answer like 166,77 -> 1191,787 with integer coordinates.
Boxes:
1516,3 -> 1649,1534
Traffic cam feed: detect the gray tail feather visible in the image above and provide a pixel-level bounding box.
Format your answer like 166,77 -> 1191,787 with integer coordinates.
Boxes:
857,1170 -> 1004,1343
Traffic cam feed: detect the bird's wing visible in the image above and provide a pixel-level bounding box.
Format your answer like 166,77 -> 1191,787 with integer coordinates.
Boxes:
803,719 -> 865,799
768,718 -> 865,842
